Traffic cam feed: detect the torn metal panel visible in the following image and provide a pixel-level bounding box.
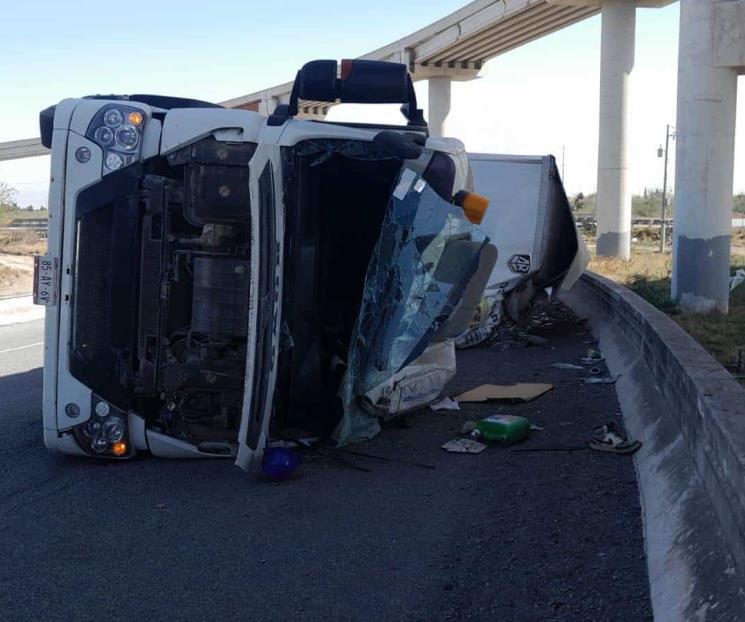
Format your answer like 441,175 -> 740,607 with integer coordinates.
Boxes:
362,340 -> 456,416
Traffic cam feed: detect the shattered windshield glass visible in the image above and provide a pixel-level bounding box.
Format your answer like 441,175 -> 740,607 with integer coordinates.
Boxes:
336,165 -> 488,444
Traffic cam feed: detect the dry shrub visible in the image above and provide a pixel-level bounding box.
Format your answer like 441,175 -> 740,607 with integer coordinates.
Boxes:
0,230 -> 47,256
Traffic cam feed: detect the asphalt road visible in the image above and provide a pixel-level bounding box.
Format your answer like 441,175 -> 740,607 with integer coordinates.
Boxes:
0,307 -> 651,621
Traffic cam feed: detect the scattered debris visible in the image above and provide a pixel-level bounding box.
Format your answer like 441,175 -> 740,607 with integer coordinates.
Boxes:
472,414 -> 531,445
583,376 -> 619,385
441,438 -> 487,454
429,397 -> 460,411
589,367 -> 602,375
269,439 -> 299,448
457,383 -> 553,403
589,423 -> 642,455
296,437 -> 322,447
530,424 -> 545,432
550,363 -> 584,370
730,269 -> 745,292
459,421 -> 478,436
583,349 -> 604,363
526,334 -> 549,347
455,294 -> 504,349
271,436 -> 321,449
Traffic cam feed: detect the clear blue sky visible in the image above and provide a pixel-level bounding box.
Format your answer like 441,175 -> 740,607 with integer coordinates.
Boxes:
0,0 -> 466,138
1,1 -> 743,205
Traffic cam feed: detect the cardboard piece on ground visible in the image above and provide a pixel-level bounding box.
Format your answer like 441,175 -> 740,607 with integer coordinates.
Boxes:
456,383 -> 553,403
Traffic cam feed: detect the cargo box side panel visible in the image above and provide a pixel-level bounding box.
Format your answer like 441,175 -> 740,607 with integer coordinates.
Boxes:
468,155 -> 545,289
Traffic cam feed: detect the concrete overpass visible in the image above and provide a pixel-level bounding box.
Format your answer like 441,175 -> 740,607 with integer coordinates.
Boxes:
0,0 -> 671,262
2,0 -> 745,314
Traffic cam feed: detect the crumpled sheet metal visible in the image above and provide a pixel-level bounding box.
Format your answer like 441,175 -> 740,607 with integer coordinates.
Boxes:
334,165 -> 487,445
362,340 -> 457,416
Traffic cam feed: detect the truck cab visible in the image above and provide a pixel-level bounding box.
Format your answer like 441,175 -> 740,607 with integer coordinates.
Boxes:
35,60 -> 496,471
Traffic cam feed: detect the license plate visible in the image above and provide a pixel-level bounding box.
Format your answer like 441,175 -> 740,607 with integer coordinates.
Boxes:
33,255 -> 58,306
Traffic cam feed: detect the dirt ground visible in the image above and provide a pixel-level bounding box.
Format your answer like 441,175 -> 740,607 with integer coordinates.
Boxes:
0,254 -> 34,297
0,231 -> 45,296
0,231 -> 46,257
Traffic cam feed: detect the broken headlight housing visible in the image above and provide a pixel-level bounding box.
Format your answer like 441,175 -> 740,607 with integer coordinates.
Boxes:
86,104 -> 146,175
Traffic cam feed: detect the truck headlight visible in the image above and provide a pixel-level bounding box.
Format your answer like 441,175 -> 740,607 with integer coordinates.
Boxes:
86,104 -> 146,175
102,418 -> 125,443
72,398 -> 132,459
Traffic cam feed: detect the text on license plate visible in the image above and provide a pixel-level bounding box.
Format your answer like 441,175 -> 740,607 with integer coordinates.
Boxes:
33,255 -> 58,306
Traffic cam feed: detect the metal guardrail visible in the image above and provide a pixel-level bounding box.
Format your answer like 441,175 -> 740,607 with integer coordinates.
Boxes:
575,216 -> 745,228
4,218 -> 48,227
1,219 -> 49,238
574,216 -> 674,226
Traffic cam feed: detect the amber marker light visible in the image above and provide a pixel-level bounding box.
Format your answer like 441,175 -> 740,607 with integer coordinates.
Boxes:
127,111 -> 144,126
455,191 -> 490,225
111,441 -> 127,457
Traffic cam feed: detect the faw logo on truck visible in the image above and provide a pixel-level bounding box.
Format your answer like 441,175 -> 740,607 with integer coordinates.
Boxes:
508,254 -> 531,274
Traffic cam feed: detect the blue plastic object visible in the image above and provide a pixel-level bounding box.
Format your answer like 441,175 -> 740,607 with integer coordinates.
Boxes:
261,448 -> 301,480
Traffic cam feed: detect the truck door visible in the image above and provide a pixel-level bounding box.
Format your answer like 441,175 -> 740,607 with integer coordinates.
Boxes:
235,145 -> 284,472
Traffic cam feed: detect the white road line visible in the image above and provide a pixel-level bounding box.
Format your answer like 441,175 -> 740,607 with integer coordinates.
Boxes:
0,341 -> 43,355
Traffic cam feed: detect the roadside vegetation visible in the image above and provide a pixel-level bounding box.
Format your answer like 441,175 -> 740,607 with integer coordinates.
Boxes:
574,190 -> 745,220
589,235 -> 745,384
0,181 -> 48,226
0,183 -> 47,295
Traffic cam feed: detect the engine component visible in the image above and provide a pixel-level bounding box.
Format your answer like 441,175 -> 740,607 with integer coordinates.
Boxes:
191,257 -> 250,338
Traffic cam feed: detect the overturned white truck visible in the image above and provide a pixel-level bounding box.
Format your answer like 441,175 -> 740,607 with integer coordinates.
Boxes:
34,59 -> 586,471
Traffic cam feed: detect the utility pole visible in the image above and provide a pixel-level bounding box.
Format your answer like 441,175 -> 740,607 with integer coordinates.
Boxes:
657,125 -> 673,253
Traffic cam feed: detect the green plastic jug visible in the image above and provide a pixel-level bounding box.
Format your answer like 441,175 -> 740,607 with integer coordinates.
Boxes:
472,415 -> 530,445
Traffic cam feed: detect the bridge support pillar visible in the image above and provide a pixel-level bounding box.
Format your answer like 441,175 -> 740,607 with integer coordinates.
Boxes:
595,0 -> 635,259
672,0 -> 739,314
428,76 -> 452,138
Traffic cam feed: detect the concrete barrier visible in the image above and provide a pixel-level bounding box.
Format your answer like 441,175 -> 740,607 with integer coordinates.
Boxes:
0,295 -> 45,326
563,272 -> 745,619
